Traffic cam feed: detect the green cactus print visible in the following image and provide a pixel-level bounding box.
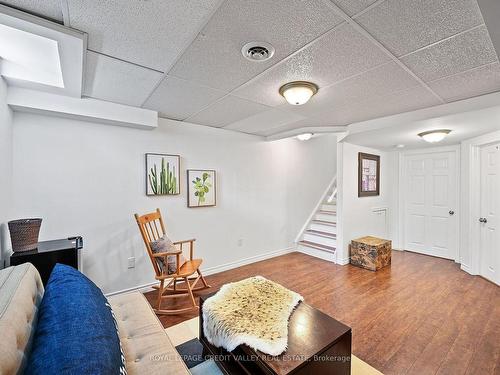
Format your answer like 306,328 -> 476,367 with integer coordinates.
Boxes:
148,157 -> 177,195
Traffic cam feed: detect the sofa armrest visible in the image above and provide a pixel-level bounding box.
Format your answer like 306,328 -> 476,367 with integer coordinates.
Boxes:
0,263 -> 44,375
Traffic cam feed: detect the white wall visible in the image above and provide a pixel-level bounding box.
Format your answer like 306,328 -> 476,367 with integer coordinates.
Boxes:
11,113 -> 337,294
337,142 -> 399,263
279,135 -> 338,241
0,77 -> 13,267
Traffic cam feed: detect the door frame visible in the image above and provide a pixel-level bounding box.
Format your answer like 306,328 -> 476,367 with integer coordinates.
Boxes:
463,131 -> 500,276
398,145 -> 461,262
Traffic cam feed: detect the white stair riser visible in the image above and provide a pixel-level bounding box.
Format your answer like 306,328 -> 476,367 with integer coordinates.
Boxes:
316,213 -> 337,222
320,204 -> 337,212
310,222 -> 337,233
303,233 -> 336,247
298,245 -> 335,262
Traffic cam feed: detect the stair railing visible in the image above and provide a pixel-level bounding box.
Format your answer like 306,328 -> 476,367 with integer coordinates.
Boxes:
327,187 -> 337,203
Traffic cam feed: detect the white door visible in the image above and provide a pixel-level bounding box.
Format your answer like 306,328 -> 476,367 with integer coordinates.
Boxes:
404,151 -> 458,259
479,143 -> 500,284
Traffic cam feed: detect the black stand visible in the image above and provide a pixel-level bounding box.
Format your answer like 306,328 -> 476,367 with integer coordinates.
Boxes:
10,237 -> 83,285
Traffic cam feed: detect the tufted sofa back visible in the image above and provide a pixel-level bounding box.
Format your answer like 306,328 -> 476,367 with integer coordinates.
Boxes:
0,263 -> 44,375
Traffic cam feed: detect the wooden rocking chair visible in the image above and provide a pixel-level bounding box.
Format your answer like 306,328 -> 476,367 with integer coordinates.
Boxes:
134,208 -> 210,315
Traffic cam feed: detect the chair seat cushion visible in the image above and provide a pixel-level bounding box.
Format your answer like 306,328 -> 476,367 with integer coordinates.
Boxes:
24,264 -> 127,375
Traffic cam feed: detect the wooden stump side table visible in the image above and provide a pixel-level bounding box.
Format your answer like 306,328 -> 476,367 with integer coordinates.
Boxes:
350,236 -> 391,271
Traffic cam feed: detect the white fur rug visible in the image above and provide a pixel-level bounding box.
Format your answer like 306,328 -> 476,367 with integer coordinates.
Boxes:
202,276 -> 303,356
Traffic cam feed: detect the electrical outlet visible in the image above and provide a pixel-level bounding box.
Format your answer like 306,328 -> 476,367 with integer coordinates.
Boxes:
128,257 -> 135,269
237,239 -> 243,247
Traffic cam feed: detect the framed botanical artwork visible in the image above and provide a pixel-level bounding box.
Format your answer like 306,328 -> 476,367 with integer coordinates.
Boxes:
145,153 -> 180,196
358,152 -> 380,197
187,170 -> 216,208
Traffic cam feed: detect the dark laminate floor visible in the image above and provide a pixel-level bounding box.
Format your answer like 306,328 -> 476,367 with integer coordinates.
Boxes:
143,251 -> 500,375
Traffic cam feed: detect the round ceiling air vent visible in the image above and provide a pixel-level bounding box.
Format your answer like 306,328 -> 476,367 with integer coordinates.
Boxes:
241,42 -> 275,62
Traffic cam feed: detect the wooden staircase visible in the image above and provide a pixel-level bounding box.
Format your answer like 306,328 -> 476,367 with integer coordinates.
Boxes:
296,178 -> 338,262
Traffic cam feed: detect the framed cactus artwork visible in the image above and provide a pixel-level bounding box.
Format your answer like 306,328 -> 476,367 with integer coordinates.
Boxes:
145,153 -> 180,196
187,170 -> 216,208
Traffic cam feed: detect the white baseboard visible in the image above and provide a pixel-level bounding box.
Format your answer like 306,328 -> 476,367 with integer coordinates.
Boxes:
336,256 -> 350,265
201,247 -> 294,276
105,247 -> 294,297
106,280 -> 158,297
460,263 -> 473,275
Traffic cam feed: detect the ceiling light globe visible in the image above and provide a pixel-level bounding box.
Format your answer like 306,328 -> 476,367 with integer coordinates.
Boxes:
279,81 -> 318,105
283,86 -> 314,105
296,133 -> 313,141
418,129 -> 451,143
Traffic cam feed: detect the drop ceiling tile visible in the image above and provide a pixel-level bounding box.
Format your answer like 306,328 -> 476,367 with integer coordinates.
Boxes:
257,121 -> 310,137
331,0 -> 379,17
67,0 -> 222,71
401,26 -> 497,82
84,51 -> 163,107
355,0 -> 484,57
282,62 -> 421,118
186,96 -> 270,127
0,0 -> 63,22
170,0 -> 344,91
233,23 -> 391,107
294,85 -> 441,127
428,62 -> 500,102
143,75 -> 226,120
284,114 -> 345,128
224,108 -> 305,134
350,85 -> 442,122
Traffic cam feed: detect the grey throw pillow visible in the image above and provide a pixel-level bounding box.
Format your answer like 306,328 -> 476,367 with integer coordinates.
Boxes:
150,236 -> 186,274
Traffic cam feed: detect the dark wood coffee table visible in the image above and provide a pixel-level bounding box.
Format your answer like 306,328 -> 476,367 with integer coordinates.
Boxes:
199,292 -> 351,375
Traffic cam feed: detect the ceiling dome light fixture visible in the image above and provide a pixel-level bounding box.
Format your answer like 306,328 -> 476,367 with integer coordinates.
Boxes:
418,129 -> 452,143
279,81 -> 318,105
296,133 -> 313,141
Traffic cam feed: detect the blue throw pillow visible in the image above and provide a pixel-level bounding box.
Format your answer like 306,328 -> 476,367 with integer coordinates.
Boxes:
25,264 -> 127,375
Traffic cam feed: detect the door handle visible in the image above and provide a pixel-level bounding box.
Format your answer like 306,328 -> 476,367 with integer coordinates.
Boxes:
479,217 -> 488,223
449,210 -> 455,216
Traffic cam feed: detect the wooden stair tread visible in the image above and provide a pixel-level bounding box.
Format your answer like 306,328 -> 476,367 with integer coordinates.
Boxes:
299,240 -> 336,253
318,210 -> 337,215
311,220 -> 337,226
305,229 -> 336,239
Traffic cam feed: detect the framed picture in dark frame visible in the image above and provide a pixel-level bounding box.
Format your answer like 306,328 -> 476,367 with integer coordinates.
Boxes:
358,152 -> 380,197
